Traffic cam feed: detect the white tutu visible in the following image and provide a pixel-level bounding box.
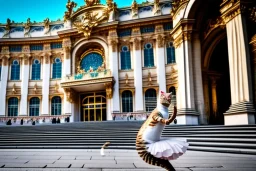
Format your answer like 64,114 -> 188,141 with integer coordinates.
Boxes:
146,138 -> 189,160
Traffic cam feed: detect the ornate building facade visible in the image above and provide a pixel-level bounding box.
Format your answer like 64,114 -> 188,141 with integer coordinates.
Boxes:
0,0 -> 255,125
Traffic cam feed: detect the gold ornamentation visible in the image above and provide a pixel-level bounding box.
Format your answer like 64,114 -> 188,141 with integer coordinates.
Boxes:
148,71 -> 152,85
63,38 -> 72,59
23,55 -> 30,65
64,0 -> 77,22
131,0 -> 138,18
204,17 -> 226,40
24,18 -> 31,37
109,29 -> 117,37
22,45 -> 30,53
55,82 -> 59,93
3,18 -> 11,38
44,54 -> 50,64
44,18 -> 50,34
12,84 -> 16,94
155,24 -> 163,33
250,7 -> 256,22
125,73 -> 129,86
85,0 -> 100,7
156,35 -> 164,48
64,88 -> 75,103
110,40 -> 117,52
132,27 -> 140,35
33,83 -> 38,94
134,38 -> 141,50
74,10 -> 109,39
170,0 -> 189,17
44,44 -> 51,51
104,82 -> 114,99
2,56 -> 8,66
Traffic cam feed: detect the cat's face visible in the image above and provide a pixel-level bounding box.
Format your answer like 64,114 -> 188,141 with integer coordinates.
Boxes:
159,91 -> 172,107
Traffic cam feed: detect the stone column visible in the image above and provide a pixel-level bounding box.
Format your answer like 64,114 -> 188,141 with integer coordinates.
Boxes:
171,20 -> 199,125
192,33 -> 207,124
0,47 -> 9,116
41,44 -> 51,115
221,1 -> 255,125
62,38 -> 73,119
132,35 -> 144,112
250,35 -> 256,105
108,30 -> 120,115
202,72 -> 210,123
210,76 -> 220,116
20,45 -> 30,116
156,34 -> 167,93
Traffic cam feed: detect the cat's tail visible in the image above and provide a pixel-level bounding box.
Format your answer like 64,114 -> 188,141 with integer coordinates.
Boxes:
100,142 -> 110,156
136,135 -> 176,171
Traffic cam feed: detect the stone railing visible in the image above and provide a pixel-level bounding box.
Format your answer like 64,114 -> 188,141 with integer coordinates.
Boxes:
63,69 -> 112,82
112,112 -> 148,121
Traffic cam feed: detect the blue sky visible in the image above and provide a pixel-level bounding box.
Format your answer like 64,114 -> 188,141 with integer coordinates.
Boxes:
0,0 -> 147,24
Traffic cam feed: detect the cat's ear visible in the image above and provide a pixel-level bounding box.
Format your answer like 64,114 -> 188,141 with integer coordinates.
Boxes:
161,91 -> 165,94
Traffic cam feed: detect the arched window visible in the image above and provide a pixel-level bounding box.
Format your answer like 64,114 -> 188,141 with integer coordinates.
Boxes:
51,96 -> 61,115
144,43 -> 154,67
29,97 -> 40,116
11,60 -> 20,80
169,86 -> 176,95
31,59 -> 41,80
145,89 -> 157,112
122,90 -> 133,112
167,42 -> 176,64
52,58 -> 62,79
8,97 -> 18,116
120,46 -> 131,70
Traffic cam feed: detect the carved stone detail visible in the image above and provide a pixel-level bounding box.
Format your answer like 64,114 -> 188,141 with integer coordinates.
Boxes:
104,82 -> 114,99
156,35 -> 165,48
134,38 -> 141,50
110,40 -> 118,52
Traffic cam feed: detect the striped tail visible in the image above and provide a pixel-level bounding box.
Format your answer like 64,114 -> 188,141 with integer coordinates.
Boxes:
136,135 -> 176,171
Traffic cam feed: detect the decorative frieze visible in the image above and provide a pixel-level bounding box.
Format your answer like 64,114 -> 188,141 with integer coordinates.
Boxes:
132,27 -> 140,36
156,34 -> 165,48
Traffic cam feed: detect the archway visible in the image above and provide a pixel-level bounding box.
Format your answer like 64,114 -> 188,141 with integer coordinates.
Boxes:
207,38 -> 231,125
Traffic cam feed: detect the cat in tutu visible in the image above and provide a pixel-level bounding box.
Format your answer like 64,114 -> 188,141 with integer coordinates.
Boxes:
136,91 -> 189,171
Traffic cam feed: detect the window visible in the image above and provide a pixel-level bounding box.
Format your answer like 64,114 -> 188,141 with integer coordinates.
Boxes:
9,46 -> 22,52
167,42 -> 176,64
141,25 -> 155,34
8,97 -> 18,116
118,29 -> 132,37
31,59 -> 41,80
10,60 -> 20,80
163,23 -> 173,31
52,58 -> 62,79
144,43 -> 154,67
145,89 -> 157,112
120,46 -> 131,70
29,97 -> 40,116
30,44 -> 43,51
51,96 -> 62,115
122,90 -> 133,112
51,43 -> 62,49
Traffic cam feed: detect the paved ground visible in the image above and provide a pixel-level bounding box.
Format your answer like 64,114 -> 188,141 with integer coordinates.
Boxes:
0,149 -> 255,171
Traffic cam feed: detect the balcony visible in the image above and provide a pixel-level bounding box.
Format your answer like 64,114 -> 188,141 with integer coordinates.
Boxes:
61,69 -> 114,92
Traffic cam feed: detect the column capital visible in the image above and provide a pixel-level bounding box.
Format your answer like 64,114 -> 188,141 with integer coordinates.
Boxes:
132,37 -> 141,50
156,34 -> 165,48
109,39 -> 118,52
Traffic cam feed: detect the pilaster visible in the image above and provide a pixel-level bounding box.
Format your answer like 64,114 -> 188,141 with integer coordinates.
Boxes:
63,37 -> 72,76
170,19 -> 199,125
221,0 -> 255,125
132,31 -> 144,112
108,29 -> 120,115
42,44 -> 51,115
0,46 -> 10,116
20,45 -> 30,116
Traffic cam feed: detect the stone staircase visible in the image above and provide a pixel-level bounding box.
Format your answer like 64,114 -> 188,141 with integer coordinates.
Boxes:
0,121 -> 255,154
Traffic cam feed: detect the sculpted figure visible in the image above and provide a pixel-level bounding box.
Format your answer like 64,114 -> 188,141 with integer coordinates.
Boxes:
136,91 -> 188,171
3,18 -> 11,38
85,0 -> 100,6
153,0 -> 161,15
44,18 -> 50,34
64,0 -> 77,22
131,0 -> 138,18
24,18 -> 31,37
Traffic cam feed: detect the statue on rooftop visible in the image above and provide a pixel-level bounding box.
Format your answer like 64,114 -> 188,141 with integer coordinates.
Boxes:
106,0 -> 118,22
85,0 -> 100,7
153,0 -> 161,15
131,0 -> 138,18
24,18 -> 31,37
64,0 -> 77,22
2,18 -> 11,38
44,18 -> 50,35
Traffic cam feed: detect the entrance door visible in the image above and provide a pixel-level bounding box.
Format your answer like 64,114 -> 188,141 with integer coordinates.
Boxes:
82,92 -> 106,121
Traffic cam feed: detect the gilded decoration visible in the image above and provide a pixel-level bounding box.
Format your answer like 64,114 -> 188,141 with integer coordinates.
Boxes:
44,18 -> 50,34
33,83 -> 38,94
2,56 -> 8,66
134,38 -> 141,50
131,0 -> 139,18
143,87 -> 159,94
64,0 -> 77,22
109,29 -> 118,37
3,18 -> 11,38
250,7 -> 256,22
132,27 -> 140,36
22,45 -> 30,53
63,38 -> 72,59
12,84 -> 17,94
44,53 -> 51,64
64,88 -> 75,103
156,35 -> 165,48
22,54 -> 30,65
125,73 -> 129,86
43,44 -> 51,51
104,81 -> 114,99
119,88 -> 135,95
171,0 -> 189,18
204,17 -> 226,40
24,18 -> 31,37
27,95 -> 42,101
110,40 -> 118,52
155,25 -> 163,33
73,2 -> 110,39
148,71 -> 152,85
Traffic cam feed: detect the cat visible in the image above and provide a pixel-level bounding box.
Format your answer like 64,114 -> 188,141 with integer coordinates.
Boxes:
136,91 -> 188,171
